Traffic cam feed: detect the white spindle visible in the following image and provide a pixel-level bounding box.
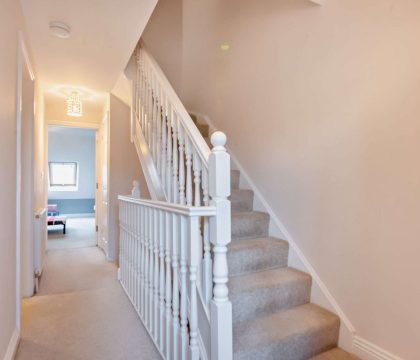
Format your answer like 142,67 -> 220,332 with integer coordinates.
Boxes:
189,216 -> 199,360
172,110 -> 179,204
153,208 -> 159,341
178,126 -> 186,205
202,169 -> 212,304
166,110 -> 172,201
159,209 -> 165,351
165,211 -> 172,358
179,216 -> 188,360
185,138 -> 193,206
172,213 -> 180,360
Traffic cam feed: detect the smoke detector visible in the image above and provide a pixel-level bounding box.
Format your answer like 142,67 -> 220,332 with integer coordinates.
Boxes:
49,22 -> 71,39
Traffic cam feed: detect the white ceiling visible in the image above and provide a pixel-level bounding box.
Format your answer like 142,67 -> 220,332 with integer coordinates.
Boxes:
20,0 -> 157,107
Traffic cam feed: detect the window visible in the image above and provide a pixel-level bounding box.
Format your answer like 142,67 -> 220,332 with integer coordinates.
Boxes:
49,162 -> 79,191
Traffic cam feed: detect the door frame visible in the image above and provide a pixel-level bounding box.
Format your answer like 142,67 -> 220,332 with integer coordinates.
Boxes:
15,32 -> 35,332
46,120 -> 101,247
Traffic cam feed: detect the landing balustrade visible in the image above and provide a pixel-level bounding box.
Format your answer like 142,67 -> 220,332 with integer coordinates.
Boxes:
118,43 -> 232,360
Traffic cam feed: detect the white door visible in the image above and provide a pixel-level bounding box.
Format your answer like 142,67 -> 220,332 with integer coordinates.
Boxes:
97,112 -> 109,257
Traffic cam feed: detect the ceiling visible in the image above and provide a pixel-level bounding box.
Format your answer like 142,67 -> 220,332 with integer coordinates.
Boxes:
20,0 -> 157,112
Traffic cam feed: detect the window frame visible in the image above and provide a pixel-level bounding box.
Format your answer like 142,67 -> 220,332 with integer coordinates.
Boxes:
48,161 -> 79,192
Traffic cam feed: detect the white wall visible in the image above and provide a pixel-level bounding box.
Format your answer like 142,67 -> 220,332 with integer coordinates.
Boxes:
142,0 -> 183,95
143,1 -> 420,358
48,126 -> 96,201
0,0 -> 26,357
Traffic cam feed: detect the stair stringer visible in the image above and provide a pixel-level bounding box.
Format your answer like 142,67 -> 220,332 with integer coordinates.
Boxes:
187,110 -> 356,353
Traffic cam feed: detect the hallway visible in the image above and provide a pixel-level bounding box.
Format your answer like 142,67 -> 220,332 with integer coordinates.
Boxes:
15,247 -> 160,360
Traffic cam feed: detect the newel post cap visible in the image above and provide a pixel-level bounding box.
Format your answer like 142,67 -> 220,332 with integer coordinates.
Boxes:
211,131 -> 227,151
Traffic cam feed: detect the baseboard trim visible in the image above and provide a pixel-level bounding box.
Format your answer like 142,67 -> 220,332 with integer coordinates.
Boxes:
3,328 -> 20,360
353,336 -> 404,360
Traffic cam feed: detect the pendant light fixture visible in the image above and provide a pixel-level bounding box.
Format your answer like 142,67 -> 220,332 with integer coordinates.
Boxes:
66,91 -> 83,117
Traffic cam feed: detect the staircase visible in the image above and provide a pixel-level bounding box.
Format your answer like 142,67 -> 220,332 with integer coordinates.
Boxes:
119,42 -> 360,360
192,116 -> 359,360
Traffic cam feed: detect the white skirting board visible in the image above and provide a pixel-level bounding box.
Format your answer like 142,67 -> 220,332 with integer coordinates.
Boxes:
3,328 -> 20,360
353,336 -> 404,360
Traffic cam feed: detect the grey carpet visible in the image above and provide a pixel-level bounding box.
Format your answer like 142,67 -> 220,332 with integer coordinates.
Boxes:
15,247 -> 160,360
48,217 -> 96,250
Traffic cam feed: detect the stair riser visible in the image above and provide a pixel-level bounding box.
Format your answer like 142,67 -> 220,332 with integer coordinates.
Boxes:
231,277 -> 311,323
232,213 -> 269,240
230,190 -> 254,212
228,245 -> 288,276
234,322 -> 339,360
231,170 -> 240,189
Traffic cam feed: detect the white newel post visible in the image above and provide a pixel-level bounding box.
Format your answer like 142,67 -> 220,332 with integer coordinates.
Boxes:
132,180 -> 141,198
208,131 -> 232,360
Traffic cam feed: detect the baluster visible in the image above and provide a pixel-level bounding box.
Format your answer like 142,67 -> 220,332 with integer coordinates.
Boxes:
165,211 -> 172,358
172,110 -> 179,204
178,126 -> 186,205
185,138 -> 193,206
152,75 -> 158,162
209,132 -> 232,360
118,201 -> 123,285
202,169 -> 212,305
193,152 -> 203,291
156,83 -> 162,176
136,204 -> 141,312
154,208 -> 159,341
189,216 -> 200,360
128,203 -> 132,300
144,207 -> 150,327
179,216 -> 188,360
159,209 -> 165,352
149,206 -> 154,334
166,107 -> 172,201
140,205 -> 146,320
172,213 -> 180,360
160,92 -> 167,192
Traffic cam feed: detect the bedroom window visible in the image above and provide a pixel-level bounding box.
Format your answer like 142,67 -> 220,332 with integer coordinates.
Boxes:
49,162 -> 79,191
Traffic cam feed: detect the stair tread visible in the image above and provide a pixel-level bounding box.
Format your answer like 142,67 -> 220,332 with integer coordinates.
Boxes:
228,237 -> 289,276
310,348 -> 360,360
231,211 -> 270,240
230,267 -> 311,294
233,303 -> 339,358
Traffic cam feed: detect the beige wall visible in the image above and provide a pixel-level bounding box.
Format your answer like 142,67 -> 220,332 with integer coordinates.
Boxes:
108,94 -> 149,262
0,0 -> 25,357
144,0 -> 420,358
142,0 -> 183,95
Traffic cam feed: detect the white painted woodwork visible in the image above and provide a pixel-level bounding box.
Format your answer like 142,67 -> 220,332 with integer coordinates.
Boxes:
119,43 -> 232,360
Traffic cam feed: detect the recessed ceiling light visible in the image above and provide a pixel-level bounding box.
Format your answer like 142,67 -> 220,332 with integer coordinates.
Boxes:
49,22 -> 71,39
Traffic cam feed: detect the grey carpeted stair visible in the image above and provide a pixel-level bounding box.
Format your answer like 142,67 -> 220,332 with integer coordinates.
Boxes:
232,211 -> 270,240
230,189 -> 254,212
233,304 -> 340,360
230,267 -> 311,323
192,120 -> 359,359
228,237 -> 288,276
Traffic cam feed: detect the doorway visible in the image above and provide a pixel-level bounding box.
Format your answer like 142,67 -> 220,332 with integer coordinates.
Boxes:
47,126 -> 97,250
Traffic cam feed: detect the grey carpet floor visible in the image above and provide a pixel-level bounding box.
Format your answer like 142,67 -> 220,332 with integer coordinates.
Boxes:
48,217 -> 97,250
15,247 -> 161,360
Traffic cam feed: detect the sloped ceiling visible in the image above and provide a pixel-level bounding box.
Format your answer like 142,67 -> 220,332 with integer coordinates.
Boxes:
20,0 -> 157,116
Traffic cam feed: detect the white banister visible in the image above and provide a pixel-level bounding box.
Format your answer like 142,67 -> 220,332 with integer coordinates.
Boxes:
121,42 -> 232,360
